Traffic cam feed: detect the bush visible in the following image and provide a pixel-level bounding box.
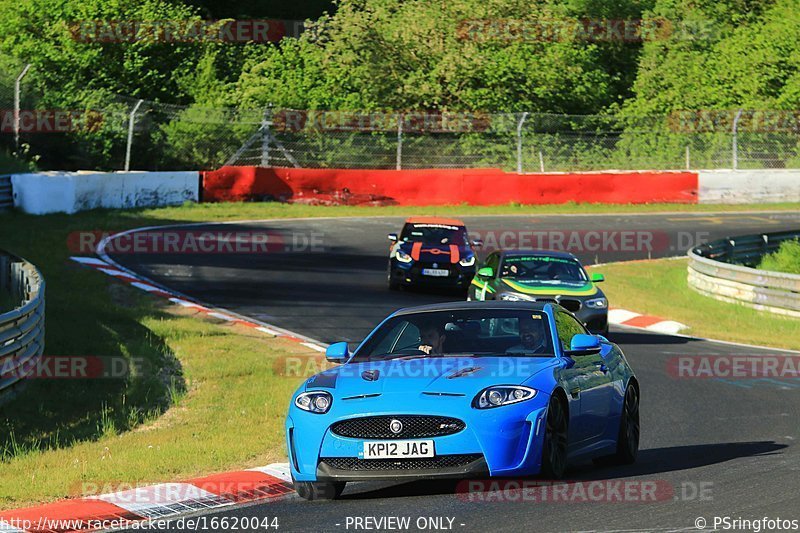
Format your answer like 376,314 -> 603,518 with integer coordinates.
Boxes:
758,239 -> 800,275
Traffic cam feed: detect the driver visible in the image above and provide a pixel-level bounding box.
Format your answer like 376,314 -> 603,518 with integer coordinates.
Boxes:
418,321 -> 446,355
507,319 -> 548,355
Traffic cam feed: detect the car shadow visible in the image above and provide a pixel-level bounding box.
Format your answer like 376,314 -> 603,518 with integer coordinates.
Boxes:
339,441 -> 786,500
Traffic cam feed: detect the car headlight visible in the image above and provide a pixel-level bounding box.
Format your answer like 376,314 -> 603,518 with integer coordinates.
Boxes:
295,391 -> 333,414
498,292 -> 535,302
459,256 -> 476,267
395,251 -> 413,263
584,297 -> 608,309
474,386 -> 537,409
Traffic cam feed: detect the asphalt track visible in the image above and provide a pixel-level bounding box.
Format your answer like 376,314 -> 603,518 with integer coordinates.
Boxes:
108,212 -> 800,532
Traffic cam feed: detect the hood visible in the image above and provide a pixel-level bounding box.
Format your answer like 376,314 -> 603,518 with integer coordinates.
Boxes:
305,356 -> 557,398
500,278 -> 599,297
398,241 -> 471,264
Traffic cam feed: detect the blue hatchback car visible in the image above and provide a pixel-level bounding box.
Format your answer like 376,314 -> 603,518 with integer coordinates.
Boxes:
286,301 -> 639,500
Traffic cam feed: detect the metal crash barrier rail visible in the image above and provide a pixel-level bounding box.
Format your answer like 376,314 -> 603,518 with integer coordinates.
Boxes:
0,250 -> 45,400
688,230 -> 800,318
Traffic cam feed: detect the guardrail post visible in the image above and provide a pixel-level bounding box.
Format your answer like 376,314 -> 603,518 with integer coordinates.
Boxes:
516,112 -> 529,174
124,99 -> 144,171
396,114 -> 403,171
14,64 -> 32,152
732,109 -> 743,170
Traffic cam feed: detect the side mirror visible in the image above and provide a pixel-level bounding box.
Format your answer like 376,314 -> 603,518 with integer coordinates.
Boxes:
387,233 -> 398,242
477,267 -> 494,278
325,342 -> 350,363
590,272 -> 605,282
567,334 -> 601,356
471,239 -> 483,248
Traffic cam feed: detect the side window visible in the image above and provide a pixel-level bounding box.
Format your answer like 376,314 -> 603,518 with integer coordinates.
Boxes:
554,312 -> 588,351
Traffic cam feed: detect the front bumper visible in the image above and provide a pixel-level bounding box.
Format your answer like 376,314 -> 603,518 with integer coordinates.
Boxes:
389,259 -> 475,289
574,306 -> 608,334
287,391 -> 550,482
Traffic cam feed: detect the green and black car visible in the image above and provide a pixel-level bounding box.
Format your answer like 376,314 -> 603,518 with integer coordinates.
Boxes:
468,250 -> 609,334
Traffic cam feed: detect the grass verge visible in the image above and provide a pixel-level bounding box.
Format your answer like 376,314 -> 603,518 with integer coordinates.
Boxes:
0,208 -> 323,509
588,258 -> 800,350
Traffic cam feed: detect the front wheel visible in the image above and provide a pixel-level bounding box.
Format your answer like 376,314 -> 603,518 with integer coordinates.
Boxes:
293,479 -> 346,501
540,395 -> 568,479
613,384 -> 640,464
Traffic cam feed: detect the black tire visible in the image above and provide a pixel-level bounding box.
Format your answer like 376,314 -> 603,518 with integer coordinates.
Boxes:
613,384 -> 640,465
293,479 -> 346,501
540,394 -> 569,479
387,270 -> 400,291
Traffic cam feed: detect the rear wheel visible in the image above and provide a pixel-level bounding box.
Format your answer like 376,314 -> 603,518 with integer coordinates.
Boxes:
613,384 -> 640,464
541,395 -> 568,479
293,479 -> 346,501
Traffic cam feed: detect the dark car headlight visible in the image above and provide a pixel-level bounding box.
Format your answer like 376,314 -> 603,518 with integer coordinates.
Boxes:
395,251 -> 413,263
473,386 -> 537,409
584,297 -> 608,309
295,391 -> 333,414
459,256 -> 476,267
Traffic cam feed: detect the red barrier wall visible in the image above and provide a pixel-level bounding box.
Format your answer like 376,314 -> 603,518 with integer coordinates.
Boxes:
202,167 -> 699,205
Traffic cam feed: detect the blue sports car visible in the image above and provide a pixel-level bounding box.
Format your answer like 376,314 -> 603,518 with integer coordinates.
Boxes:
286,301 -> 639,500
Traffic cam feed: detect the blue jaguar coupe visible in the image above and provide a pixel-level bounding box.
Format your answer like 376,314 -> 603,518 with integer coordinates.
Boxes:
285,301 -> 639,500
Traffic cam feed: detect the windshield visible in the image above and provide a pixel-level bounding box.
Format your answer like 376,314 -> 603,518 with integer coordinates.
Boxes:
500,255 -> 588,283
351,309 -> 555,362
400,223 -> 467,246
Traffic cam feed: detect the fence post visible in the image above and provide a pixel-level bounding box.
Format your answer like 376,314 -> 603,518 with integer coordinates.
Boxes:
124,99 -> 144,171
14,64 -> 32,152
539,151 -> 545,172
685,145 -> 690,170
732,109 -> 743,170
260,107 -> 273,167
396,114 -> 403,171
516,112 -> 529,174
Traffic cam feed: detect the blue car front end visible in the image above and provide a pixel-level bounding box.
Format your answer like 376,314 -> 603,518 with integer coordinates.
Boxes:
286,361 -> 554,483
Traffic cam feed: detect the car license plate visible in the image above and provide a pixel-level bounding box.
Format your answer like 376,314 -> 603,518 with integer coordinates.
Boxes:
362,440 -> 435,459
422,268 -> 449,277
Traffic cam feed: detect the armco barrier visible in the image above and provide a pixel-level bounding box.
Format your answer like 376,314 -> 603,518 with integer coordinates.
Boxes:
687,231 -> 800,317
201,167 -> 699,205
0,250 -> 45,401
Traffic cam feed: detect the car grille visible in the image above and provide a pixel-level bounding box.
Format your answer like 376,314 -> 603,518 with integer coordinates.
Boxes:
320,454 -> 482,471
331,415 -> 465,439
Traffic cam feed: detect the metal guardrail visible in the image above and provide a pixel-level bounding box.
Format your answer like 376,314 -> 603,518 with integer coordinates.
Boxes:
0,250 -> 45,401
0,175 -> 12,211
688,230 -> 800,317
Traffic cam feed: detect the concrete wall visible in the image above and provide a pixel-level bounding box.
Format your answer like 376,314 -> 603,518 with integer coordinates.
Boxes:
12,171 -> 200,215
698,169 -> 800,204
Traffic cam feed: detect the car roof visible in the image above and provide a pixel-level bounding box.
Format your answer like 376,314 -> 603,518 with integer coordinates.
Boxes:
391,300 -> 553,316
404,216 -> 465,226
499,249 -> 579,261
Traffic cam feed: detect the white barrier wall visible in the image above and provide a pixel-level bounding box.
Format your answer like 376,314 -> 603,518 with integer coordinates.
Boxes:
698,169 -> 800,204
11,171 -> 200,214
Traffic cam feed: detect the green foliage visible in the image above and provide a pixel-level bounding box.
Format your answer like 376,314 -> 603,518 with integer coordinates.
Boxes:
758,239 -> 800,275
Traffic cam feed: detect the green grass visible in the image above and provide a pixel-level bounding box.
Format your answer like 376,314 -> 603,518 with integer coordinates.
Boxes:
588,258 -> 800,350
0,207 -> 322,508
758,239 -> 800,275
